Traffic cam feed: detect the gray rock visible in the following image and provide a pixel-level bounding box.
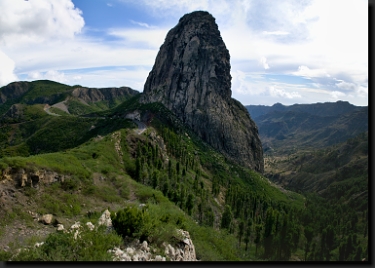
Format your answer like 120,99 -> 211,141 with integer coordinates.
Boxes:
140,11 -> 264,173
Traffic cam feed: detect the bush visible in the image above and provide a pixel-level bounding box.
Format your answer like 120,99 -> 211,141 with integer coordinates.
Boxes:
112,205 -> 150,241
60,178 -> 80,191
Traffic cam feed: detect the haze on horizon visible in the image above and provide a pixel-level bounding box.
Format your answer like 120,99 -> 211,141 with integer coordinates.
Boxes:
0,0 -> 368,106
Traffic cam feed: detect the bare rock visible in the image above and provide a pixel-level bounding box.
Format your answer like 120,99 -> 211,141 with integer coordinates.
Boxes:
86,222 -> 95,231
40,214 -> 53,225
140,11 -> 264,173
71,222 -> 81,229
98,209 -> 112,227
56,224 -> 64,231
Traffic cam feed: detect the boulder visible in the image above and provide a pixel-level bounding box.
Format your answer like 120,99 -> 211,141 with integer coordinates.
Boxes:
56,224 -> 64,231
98,209 -> 112,227
86,222 -> 95,231
40,214 -> 53,225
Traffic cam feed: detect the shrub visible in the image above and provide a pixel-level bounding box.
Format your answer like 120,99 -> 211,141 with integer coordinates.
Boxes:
60,178 -> 80,191
112,205 -> 149,240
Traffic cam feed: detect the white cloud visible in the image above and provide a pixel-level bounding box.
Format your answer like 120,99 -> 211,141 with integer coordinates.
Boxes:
335,80 -> 357,91
107,28 -> 167,48
269,86 -> 301,99
130,20 -> 156,29
0,50 -> 18,87
27,70 -> 67,84
259,57 -> 270,70
262,31 -> 290,36
0,0 -> 84,46
355,86 -> 368,98
330,91 -> 346,100
292,65 -> 330,79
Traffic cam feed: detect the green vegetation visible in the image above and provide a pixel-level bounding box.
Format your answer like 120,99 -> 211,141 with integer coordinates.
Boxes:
21,80 -> 72,104
0,94 -> 368,261
66,98 -> 101,115
48,107 -> 69,116
3,224 -> 122,261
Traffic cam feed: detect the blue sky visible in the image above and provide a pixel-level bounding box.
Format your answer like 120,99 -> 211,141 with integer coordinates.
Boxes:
0,0 -> 368,106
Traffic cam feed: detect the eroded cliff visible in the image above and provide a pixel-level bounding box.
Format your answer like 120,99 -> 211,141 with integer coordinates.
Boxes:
140,11 -> 264,172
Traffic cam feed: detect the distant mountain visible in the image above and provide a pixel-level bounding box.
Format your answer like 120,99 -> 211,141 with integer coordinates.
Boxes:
245,101 -> 368,154
0,80 -> 139,117
246,101 -> 363,119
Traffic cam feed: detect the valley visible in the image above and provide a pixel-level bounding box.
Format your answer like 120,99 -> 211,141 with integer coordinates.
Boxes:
0,10 -> 368,262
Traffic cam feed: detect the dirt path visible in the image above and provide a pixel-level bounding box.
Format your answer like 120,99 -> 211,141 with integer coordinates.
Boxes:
43,105 -> 61,116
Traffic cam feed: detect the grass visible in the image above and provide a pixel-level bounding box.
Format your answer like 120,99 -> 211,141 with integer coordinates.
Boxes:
66,98 -> 101,115
21,80 -> 72,105
48,107 -> 70,116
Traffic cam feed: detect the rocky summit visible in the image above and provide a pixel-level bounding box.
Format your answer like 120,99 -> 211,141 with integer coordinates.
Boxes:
140,11 -> 264,173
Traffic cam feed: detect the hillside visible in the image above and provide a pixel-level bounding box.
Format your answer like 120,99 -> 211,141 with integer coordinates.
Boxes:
246,101 -> 363,119
0,80 -> 139,119
246,102 -> 368,154
265,131 -> 368,210
0,94 -> 308,261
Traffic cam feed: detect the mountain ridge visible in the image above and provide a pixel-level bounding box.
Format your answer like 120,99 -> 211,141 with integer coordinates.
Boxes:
246,100 -> 365,119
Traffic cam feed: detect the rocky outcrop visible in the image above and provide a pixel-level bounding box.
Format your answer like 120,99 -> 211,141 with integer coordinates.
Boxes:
98,209 -> 112,227
163,229 -> 197,261
40,214 -> 54,225
0,82 -> 30,104
1,167 -> 67,188
72,87 -> 139,103
108,229 -> 198,261
1,104 -> 24,120
140,11 -> 264,172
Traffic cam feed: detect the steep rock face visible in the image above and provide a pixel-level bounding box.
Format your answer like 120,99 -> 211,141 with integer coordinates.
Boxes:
72,87 -> 139,103
0,82 -> 30,104
1,167 -> 68,188
140,11 -> 264,172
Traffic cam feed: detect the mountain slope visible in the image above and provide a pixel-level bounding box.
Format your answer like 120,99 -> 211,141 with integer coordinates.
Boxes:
0,96 -> 306,261
0,80 -> 139,118
265,131 -> 368,211
248,103 -> 368,154
246,101 -> 363,119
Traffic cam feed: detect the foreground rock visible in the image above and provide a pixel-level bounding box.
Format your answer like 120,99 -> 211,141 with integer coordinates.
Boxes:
98,209 -> 112,227
40,214 -> 53,225
108,229 -> 198,261
140,11 -> 264,173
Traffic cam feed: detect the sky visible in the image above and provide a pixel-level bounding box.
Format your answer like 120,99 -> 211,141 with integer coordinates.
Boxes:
0,0 -> 368,106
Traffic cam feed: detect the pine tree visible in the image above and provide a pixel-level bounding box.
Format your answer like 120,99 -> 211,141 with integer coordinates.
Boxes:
263,208 -> 275,259
238,220 -> 245,247
254,224 -> 262,257
221,205 -> 233,230
304,226 -> 314,261
186,193 -> 194,215
244,220 -> 252,251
